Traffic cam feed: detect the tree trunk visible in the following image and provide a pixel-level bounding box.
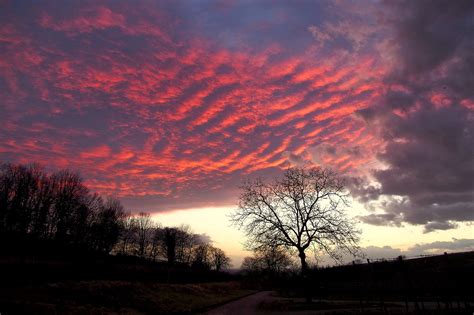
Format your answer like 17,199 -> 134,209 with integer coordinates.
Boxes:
299,249 -> 311,303
299,250 -> 308,274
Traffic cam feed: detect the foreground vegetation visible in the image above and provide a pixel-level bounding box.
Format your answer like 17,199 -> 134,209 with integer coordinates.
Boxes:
0,280 -> 254,314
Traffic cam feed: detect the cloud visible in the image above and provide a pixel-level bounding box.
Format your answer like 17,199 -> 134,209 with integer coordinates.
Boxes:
363,238 -> 474,260
39,7 -> 126,34
383,0 -> 474,78
307,0 -> 385,55
317,238 -> 474,265
0,0 -> 471,222
422,221 -> 459,233
352,0 -> 474,231
357,213 -> 402,227
0,1 -> 388,212
407,238 -> 474,254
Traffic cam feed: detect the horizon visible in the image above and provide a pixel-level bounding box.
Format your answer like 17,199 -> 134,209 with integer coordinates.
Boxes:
1,0 -> 473,268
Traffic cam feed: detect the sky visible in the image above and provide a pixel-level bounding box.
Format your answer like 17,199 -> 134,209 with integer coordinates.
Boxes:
1,0 -> 473,266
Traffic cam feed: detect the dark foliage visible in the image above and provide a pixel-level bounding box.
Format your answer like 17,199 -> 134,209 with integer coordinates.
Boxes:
0,163 -> 125,255
0,163 -> 231,273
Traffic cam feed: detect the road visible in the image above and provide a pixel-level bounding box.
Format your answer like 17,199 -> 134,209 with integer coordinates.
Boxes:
203,291 -> 276,315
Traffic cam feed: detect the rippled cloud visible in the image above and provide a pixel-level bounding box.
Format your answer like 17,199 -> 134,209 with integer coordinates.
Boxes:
0,0 -> 472,234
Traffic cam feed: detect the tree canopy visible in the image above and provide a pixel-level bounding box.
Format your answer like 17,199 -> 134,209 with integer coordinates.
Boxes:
231,166 -> 360,272
0,162 -> 231,271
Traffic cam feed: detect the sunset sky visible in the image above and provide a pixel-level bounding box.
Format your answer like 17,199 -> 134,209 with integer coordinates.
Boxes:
1,0 -> 473,266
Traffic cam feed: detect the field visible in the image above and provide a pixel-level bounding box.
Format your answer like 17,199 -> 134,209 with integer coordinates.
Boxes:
0,280 -> 254,314
1,251 -> 473,314
0,252 -> 254,314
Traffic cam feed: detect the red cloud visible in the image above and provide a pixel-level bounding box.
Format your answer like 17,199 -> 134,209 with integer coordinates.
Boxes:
0,2 -> 392,211
39,7 -> 126,34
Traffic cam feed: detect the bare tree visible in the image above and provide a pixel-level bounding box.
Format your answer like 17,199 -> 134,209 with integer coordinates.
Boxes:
241,246 -> 293,273
50,169 -> 90,243
209,247 -> 231,272
259,245 -> 294,273
231,166 -> 360,274
149,226 -> 162,261
192,243 -> 212,269
118,214 -> 138,255
241,256 -> 259,272
0,162 -> 133,256
136,212 -> 152,258
153,226 -> 178,263
175,225 -> 199,265
89,197 -> 126,253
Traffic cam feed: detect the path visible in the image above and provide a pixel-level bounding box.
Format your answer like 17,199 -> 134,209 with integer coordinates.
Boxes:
203,291 -> 276,315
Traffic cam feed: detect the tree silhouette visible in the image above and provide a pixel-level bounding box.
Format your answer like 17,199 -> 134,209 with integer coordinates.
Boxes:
0,163 -> 128,255
50,169 -> 90,244
136,212 -> 152,258
0,162 -> 231,269
241,246 -> 293,274
90,197 -> 126,253
210,247 -> 231,272
117,213 -> 138,255
158,227 -> 179,264
231,166 -> 360,274
174,225 -> 197,265
192,243 -> 211,269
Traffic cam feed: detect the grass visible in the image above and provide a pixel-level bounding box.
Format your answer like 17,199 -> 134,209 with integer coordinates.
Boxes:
258,296 -> 471,315
0,281 -> 256,314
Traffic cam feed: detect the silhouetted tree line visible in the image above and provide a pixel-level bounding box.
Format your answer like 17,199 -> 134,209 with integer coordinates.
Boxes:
0,163 -> 125,253
241,245 -> 295,274
115,212 -> 230,271
0,163 -> 230,271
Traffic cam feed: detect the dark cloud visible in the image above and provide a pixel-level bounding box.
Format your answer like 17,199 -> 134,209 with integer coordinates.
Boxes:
423,221 -> 458,233
407,238 -> 474,254
319,238 -> 474,264
384,0 -> 474,78
354,0 -> 474,231
356,213 -> 401,227
363,238 -> 474,260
